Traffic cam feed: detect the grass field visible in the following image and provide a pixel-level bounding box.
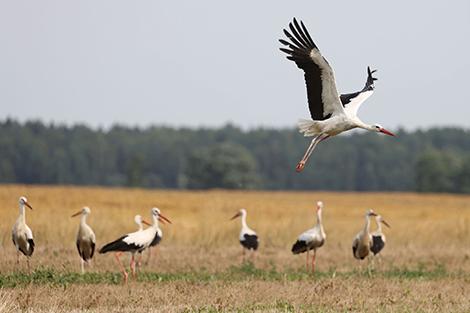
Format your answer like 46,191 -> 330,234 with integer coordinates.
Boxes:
0,185 -> 469,312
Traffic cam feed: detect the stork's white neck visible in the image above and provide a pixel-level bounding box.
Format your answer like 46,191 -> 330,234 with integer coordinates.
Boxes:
316,208 -> 325,234
363,215 -> 371,234
152,214 -> 159,228
80,214 -> 88,227
240,211 -> 248,230
354,119 -> 375,132
375,217 -> 382,233
316,208 -> 322,223
18,203 -> 26,222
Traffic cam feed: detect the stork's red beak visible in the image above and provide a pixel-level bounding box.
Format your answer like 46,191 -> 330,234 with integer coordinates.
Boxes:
379,128 -> 396,137
25,202 -> 33,210
71,210 -> 81,217
158,213 -> 172,224
230,212 -> 242,220
142,219 -> 152,226
381,219 -> 391,228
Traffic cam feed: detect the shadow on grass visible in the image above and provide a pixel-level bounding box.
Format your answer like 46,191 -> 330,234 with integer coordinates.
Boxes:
0,262 -> 463,288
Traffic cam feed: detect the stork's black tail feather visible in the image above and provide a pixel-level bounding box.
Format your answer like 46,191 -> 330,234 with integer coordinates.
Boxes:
99,236 -> 129,254
291,240 -> 308,254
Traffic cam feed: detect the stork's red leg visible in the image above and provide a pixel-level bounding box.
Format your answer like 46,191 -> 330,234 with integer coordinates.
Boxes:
297,134 -> 326,172
137,252 -> 143,269
114,252 -> 128,284
306,249 -> 309,271
311,250 -> 316,273
145,247 -> 152,265
130,254 -> 136,278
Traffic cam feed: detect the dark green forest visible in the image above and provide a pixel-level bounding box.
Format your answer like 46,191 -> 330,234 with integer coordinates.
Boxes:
1,119 -> 469,193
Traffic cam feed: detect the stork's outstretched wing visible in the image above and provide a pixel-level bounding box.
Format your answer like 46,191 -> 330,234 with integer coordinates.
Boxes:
341,67 -> 378,117
279,18 -> 345,121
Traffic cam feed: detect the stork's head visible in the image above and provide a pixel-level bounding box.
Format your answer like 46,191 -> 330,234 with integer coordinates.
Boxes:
135,214 -> 151,227
316,201 -> 324,211
367,209 -> 377,217
71,206 -> 91,217
371,124 -> 395,137
376,215 -> 391,228
230,208 -> 246,220
151,207 -> 172,224
151,207 -> 161,217
19,196 -> 33,210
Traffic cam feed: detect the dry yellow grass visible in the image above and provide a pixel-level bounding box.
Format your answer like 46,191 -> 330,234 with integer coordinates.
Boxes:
0,185 -> 469,312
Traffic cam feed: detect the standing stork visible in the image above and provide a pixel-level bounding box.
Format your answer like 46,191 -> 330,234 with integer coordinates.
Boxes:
279,18 -> 395,172
352,209 -> 377,260
291,201 -> 326,272
99,208 -> 171,283
71,206 -> 96,274
370,215 -> 391,256
231,209 -> 259,261
12,196 -> 35,270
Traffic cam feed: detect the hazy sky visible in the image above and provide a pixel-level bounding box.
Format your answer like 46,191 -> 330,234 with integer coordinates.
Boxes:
1,1 -> 469,130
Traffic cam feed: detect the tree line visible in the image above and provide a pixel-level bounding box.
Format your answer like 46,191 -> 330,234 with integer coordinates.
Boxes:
0,119 -> 469,193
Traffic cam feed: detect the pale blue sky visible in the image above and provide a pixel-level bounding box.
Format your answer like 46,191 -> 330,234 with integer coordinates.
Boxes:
1,1 -> 469,130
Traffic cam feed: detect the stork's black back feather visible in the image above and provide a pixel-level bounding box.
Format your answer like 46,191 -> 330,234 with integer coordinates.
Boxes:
291,240 -> 308,254
370,235 -> 385,255
340,67 -> 378,106
240,234 -> 258,250
99,235 -> 142,253
150,234 -> 162,247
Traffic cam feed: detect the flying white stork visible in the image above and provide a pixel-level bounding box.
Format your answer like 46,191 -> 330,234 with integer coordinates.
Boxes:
291,201 -> 326,272
12,196 -> 35,271
71,207 -> 96,274
279,18 -> 395,172
370,214 -> 390,256
352,209 -> 377,260
99,208 -> 171,283
231,209 -> 259,261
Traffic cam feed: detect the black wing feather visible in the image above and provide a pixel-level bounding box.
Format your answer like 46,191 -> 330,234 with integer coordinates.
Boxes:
370,235 -> 385,255
27,239 -> 34,256
340,66 -> 378,106
291,240 -> 308,254
76,240 -> 83,259
150,234 -> 162,247
90,241 -> 95,259
279,18 -> 330,120
240,234 -> 258,251
99,235 -> 142,253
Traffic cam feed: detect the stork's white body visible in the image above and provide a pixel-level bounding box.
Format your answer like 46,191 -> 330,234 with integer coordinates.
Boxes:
370,215 -> 389,256
12,197 -> 35,269
12,215 -> 34,256
352,211 -> 375,260
231,209 -> 259,262
292,201 -> 326,272
99,208 -> 170,283
74,207 -> 96,274
238,210 -> 257,242
279,18 -> 394,172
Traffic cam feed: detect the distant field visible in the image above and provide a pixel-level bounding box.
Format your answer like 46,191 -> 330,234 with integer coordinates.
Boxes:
0,185 -> 469,312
